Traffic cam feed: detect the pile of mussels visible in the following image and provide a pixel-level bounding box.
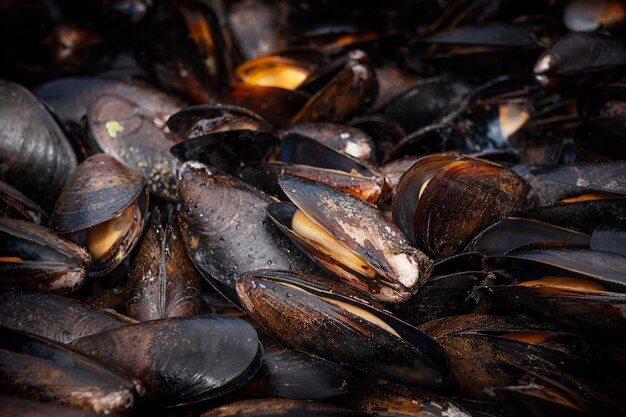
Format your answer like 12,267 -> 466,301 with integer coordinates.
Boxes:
1,0 -> 626,416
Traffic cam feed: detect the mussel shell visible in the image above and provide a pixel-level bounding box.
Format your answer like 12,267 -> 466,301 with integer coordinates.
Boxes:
348,114 -> 406,164
242,340 -> 361,400
0,326 -> 140,414
393,153 -> 531,258
50,153 -> 147,233
236,270 -> 447,388
176,162 -> 322,305
166,104 -> 273,141
0,80 -> 77,209
591,222 -> 626,256
71,316 -> 263,407
486,248 -> 626,291
0,289 -> 134,344
0,396 -> 105,417
86,94 -> 178,201
200,399 -> 369,417
240,162 -> 385,204
281,122 -> 375,162
348,384 -> 472,417
126,207 -> 202,321
170,129 -> 280,175
0,180 -> 47,224
466,218 -> 590,255
35,78 -> 183,129
0,218 -> 91,293
273,175 -> 433,302
532,162 -> 626,195
386,124 -> 466,163
292,50 -> 378,123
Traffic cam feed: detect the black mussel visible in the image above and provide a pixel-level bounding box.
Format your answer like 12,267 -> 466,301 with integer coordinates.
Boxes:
392,153 -> 531,258
483,248 -> 626,339
0,326 -> 142,414
0,218 -> 91,293
534,32 -> 626,88
35,77 -> 183,132
591,221 -> 626,256
420,314 -> 611,399
50,154 -> 149,277
200,398 -> 370,417
226,0 -> 288,60
347,383 -> 472,417
236,269 -> 447,388
0,289 -> 134,344
292,50 -> 378,124
0,179 -> 47,224
170,129 -> 280,176
0,396 -> 106,417
268,175 -> 433,303
176,162 -> 322,305
532,161 -> 626,195
166,104 -> 273,142
380,76 -> 474,135
0,80 -> 77,209
281,122 -> 376,162
371,65 -> 418,111
414,21 -> 558,78
386,124 -> 467,163
564,0 -> 626,32
126,207 -> 201,321
71,316 -> 262,407
85,94 -> 178,201
466,217 -> 590,255
348,114 -> 406,164
242,336 -> 361,400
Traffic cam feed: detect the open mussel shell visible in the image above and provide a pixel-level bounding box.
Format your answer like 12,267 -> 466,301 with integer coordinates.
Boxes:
70,316 -> 263,407
281,122 -> 376,162
50,154 -> 149,277
0,80 -> 77,210
347,383 -> 472,417
0,326 -> 141,414
85,93 -> 178,201
126,207 -> 201,321
0,180 -> 47,224
292,49 -> 378,124
0,218 -> 91,293
170,129 -> 280,176
483,249 -> 626,339
466,217 -> 590,255
280,132 -> 389,203
242,338 -> 361,400
392,153 -> 531,258
524,193 -> 626,233
200,398 -> 370,417
240,161 -> 385,205
0,289 -> 134,344
176,162 -> 322,305
268,175 -> 433,303
236,270 -> 447,388
420,314 -> 600,398
166,104 -> 273,142
534,32 -> 626,88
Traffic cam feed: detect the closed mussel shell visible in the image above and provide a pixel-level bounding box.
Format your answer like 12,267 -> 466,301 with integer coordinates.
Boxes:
268,175 -> 432,303
0,218 -> 91,293
126,207 -> 202,321
0,326 -> 141,414
0,80 -> 77,210
236,270 -> 447,388
176,162 -> 321,305
86,94 -> 178,201
393,153 -> 531,258
0,289 -> 134,344
70,316 -> 263,407
50,154 -> 148,277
